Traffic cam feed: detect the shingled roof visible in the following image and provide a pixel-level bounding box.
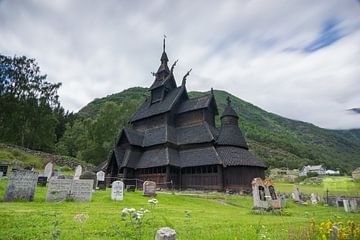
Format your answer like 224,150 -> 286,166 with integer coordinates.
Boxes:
216,125 -> 248,149
129,86 -> 185,122
179,146 -> 222,167
176,95 -> 218,114
131,147 -> 180,169
216,146 -> 266,168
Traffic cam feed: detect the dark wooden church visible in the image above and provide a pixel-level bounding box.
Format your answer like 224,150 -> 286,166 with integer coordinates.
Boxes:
106,41 -> 266,191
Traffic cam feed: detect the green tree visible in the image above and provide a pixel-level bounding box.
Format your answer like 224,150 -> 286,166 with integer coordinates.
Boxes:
0,54 -> 65,152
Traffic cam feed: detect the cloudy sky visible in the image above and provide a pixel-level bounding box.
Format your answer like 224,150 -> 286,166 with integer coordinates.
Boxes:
1,0 -> 360,129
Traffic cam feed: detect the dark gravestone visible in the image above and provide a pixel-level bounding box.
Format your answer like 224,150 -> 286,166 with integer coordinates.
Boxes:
37,176 -> 48,187
0,164 -> 9,176
79,171 -> 97,190
127,185 -> 136,192
4,170 -> 38,202
98,181 -> 106,190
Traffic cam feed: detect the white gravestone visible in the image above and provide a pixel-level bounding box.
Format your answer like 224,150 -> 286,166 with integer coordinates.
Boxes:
311,193 -> 318,205
46,178 -> 72,202
343,199 -> 350,212
350,199 -> 358,212
143,181 -> 156,196
43,162 -> 53,179
112,181 -> 124,201
96,171 -> 105,181
46,179 -> 93,202
4,170 -> 38,202
70,179 -> 94,201
74,165 -> 82,180
293,185 -> 301,202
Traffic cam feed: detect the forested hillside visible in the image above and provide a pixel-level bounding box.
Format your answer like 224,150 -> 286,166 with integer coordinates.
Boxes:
67,87 -> 360,173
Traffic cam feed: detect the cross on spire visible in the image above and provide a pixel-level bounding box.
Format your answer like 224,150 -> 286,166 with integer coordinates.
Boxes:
163,34 -> 166,52
226,96 -> 231,105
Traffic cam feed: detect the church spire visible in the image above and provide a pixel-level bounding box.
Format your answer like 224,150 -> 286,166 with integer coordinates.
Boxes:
160,35 -> 169,64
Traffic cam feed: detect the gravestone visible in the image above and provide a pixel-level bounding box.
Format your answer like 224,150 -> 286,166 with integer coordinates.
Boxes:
46,178 -> 73,202
96,171 -> 106,190
127,185 -> 136,192
69,179 -> 94,201
111,181 -> 124,201
293,185 -> 301,202
143,181 -> 156,197
350,199 -> 358,212
310,193 -> 318,205
80,171 -> 97,190
74,165 -> 82,180
44,162 -> 53,179
251,178 -> 270,209
0,164 -> 9,176
37,176 -> 48,187
155,227 -> 176,240
343,199 -> 350,212
0,171 -> 3,180
96,171 -> 105,181
4,170 -> 38,202
263,179 -> 281,209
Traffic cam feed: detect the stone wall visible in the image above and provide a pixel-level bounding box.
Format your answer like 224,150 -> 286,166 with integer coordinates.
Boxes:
0,143 -> 92,170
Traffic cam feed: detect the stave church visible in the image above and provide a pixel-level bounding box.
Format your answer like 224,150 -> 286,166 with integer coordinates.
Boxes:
106,40 -> 266,191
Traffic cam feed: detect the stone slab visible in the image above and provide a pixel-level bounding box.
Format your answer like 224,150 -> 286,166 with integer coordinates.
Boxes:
69,179 -> 94,202
4,170 -> 38,202
46,178 -> 72,202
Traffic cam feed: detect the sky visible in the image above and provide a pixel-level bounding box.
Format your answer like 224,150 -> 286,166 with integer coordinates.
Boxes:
0,0 -> 360,130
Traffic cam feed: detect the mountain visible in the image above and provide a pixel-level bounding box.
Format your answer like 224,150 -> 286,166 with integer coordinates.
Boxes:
78,87 -> 360,173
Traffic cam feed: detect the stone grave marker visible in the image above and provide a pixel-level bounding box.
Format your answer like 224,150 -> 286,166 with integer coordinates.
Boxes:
251,178 -> 270,209
111,181 -> 124,201
44,162 -> 53,179
343,199 -> 350,212
46,178 -> 72,202
350,199 -> 358,212
69,179 -> 94,201
311,193 -> 318,205
0,164 -> 9,176
293,185 -> 301,202
96,171 -> 105,181
0,171 -> 3,180
74,165 -> 82,180
155,227 -> 176,240
3,170 -> 38,202
37,176 -> 48,187
96,171 -> 106,190
143,181 -> 156,197
80,171 -> 97,190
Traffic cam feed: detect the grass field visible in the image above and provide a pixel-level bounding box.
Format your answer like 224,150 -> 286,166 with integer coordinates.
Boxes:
0,178 -> 359,240
275,177 -> 360,197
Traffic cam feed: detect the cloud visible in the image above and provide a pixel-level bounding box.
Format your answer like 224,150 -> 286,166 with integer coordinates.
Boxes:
0,0 -> 359,129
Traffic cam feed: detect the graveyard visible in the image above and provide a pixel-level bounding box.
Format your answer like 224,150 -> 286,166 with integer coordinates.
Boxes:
0,175 -> 359,240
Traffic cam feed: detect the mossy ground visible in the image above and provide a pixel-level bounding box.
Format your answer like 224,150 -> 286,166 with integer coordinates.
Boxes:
0,178 -> 359,240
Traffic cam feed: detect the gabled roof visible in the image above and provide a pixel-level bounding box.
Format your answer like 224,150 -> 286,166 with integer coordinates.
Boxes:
176,94 -> 218,114
131,147 -> 180,169
216,125 -> 248,149
179,146 -> 222,167
216,146 -> 266,168
130,86 -> 185,122
122,128 -> 144,146
176,123 -> 215,145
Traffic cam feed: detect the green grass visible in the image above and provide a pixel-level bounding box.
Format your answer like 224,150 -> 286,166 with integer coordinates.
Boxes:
274,177 -> 360,197
0,147 -> 46,170
0,179 -> 359,240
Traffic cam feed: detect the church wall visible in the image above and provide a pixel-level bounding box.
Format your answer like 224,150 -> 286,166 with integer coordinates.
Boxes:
175,110 -> 203,127
203,108 -> 216,127
224,166 -> 265,191
180,165 -> 222,190
133,114 -> 167,132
